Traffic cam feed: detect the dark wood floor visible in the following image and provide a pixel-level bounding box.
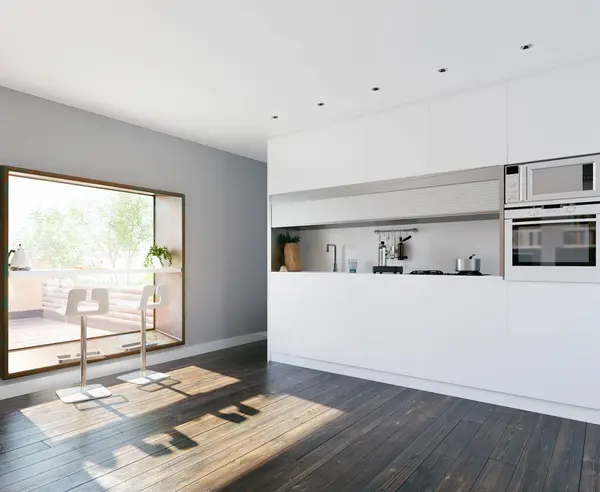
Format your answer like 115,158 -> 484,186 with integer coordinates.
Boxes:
0,342 -> 598,492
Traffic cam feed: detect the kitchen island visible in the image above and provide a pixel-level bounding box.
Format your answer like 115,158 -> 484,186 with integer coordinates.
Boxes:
269,272 -> 600,423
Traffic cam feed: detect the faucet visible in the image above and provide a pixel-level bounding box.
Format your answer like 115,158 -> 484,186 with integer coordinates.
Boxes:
326,244 -> 338,272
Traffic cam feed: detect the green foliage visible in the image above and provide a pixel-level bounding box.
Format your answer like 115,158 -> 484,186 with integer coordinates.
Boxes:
21,192 -> 153,269
24,207 -> 88,268
144,245 -> 173,268
98,194 -> 153,268
277,232 -> 301,245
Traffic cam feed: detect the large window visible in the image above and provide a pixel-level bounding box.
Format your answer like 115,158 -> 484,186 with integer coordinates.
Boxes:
9,175 -> 154,270
3,170 -> 184,378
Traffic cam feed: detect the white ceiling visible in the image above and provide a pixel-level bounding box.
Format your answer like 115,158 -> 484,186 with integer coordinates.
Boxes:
1,1 -> 600,162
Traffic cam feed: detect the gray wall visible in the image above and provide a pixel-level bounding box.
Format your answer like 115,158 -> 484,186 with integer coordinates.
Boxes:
0,86 -> 267,393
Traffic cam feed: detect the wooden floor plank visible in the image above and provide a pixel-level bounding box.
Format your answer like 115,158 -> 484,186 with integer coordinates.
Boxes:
505,414 -> 562,492
30,367 -> 334,492
286,392 -> 451,492
580,424 -> 600,492
341,397 -> 475,491
220,385 -> 406,492
228,389 -> 424,492
490,410 -> 538,466
0,350 -> 268,452
542,419 -> 585,492
0,361 -> 288,464
0,342 -> 596,492
1,372 -> 347,492
0,359 -> 289,473
434,407 -> 515,492
115,377 -> 372,492
471,459 -> 516,492
396,419 -> 483,492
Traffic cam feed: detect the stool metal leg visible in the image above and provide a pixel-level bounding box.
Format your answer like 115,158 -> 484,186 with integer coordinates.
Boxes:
56,316 -> 112,403
118,309 -> 169,385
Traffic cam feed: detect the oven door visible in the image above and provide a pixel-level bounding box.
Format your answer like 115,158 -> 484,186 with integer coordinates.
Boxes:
525,155 -> 599,203
505,215 -> 598,282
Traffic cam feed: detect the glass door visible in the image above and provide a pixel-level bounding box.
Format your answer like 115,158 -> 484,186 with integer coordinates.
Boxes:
511,217 -> 596,267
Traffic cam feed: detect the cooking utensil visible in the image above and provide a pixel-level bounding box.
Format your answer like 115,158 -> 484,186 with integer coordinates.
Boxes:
455,254 -> 481,273
378,241 -> 387,266
8,244 -> 31,271
397,235 -> 412,260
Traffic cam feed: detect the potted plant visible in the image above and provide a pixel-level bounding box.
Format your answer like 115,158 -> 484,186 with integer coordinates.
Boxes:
278,232 -> 301,272
144,245 -> 173,268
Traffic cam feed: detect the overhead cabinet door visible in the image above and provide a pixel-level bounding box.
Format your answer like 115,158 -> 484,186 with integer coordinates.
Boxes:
271,180 -> 500,228
429,84 -> 507,174
508,58 -> 600,164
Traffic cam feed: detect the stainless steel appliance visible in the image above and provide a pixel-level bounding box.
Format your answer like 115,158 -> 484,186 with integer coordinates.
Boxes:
505,154 -> 600,206
504,203 -> 600,282
455,254 -> 481,273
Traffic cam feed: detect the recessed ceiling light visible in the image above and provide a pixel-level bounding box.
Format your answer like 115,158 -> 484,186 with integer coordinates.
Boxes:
371,87 -> 380,92
520,43 -> 533,50
438,68 -> 448,73
317,102 -> 325,107
271,115 -> 279,119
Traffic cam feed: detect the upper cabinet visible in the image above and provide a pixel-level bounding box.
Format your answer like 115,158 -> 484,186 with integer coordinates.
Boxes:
429,84 -> 507,174
363,104 -> 429,183
508,58 -> 600,164
268,119 -> 366,195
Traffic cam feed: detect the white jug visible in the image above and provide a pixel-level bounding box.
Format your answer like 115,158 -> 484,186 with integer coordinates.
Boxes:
7,244 -> 31,271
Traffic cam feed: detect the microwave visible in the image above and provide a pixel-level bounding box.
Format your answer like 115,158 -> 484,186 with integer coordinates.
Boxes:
505,154 -> 600,206
504,203 -> 600,283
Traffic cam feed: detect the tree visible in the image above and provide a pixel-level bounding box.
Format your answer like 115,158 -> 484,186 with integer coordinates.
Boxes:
23,207 -> 89,268
21,192 -> 152,270
97,194 -> 152,269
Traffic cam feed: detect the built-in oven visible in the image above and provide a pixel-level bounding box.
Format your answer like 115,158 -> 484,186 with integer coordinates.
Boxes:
506,154 -> 600,206
504,203 -> 600,282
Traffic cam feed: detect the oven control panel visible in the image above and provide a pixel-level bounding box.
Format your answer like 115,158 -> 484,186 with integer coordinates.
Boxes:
505,204 -> 587,220
505,166 -> 520,203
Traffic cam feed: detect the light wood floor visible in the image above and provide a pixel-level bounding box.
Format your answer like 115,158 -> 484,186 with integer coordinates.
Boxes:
9,318 -> 114,350
0,342 -> 599,491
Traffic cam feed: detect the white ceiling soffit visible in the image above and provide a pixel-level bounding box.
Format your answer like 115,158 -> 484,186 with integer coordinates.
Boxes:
1,0 -> 599,162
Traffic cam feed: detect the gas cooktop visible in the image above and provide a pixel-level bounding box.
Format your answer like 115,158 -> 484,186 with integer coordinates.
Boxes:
410,270 -> 485,276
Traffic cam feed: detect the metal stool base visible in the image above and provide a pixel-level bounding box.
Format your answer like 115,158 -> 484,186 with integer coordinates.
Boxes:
56,384 -> 112,404
117,370 -> 169,385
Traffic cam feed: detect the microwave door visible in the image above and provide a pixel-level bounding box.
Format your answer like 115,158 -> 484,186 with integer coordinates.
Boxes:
525,158 -> 597,202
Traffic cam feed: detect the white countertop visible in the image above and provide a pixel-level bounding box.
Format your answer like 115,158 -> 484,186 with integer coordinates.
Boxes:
9,267 -> 182,277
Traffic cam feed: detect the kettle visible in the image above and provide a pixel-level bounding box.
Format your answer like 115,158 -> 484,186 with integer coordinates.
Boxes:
8,244 -> 31,271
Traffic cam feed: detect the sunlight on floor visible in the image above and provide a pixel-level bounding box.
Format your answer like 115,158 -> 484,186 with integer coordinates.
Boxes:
17,365 -> 241,445
86,394 -> 345,491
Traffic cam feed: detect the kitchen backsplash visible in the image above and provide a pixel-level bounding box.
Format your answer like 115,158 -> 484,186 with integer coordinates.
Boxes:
277,219 -> 500,274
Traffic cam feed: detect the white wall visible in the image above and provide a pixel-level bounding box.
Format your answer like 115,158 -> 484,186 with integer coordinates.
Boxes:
269,56 -> 600,195
287,219 -> 500,275
0,86 -> 267,397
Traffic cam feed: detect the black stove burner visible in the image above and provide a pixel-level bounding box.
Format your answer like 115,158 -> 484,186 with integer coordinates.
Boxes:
410,269 -> 485,276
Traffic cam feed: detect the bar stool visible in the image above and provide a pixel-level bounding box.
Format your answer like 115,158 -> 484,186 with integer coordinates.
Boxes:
118,284 -> 170,385
56,288 -> 112,403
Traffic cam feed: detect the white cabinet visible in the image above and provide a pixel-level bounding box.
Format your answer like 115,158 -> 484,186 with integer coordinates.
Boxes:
268,119 -> 365,195
363,103 -> 429,182
508,59 -> 600,164
271,180 -> 500,228
429,84 -> 507,174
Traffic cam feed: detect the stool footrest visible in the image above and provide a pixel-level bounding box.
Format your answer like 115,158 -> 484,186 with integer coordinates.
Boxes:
57,351 -> 105,363
121,341 -> 158,352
